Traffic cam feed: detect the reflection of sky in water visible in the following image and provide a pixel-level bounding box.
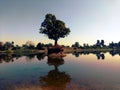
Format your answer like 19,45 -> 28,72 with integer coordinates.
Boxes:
0,53 -> 120,89
60,53 -> 120,89
0,56 -> 53,88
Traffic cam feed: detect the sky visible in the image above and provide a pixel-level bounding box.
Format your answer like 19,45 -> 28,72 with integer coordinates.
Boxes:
0,0 -> 120,46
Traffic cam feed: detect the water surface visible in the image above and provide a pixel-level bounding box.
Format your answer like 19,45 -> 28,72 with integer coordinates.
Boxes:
0,52 -> 120,90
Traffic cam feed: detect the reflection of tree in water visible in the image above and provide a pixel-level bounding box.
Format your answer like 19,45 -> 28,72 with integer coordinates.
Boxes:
109,50 -> 120,56
96,53 -> 105,60
72,51 -> 80,57
0,54 -> 14,63
73,51 -> 105,60
26,54 -> 36,60
39,54 -> 71,90
0,53 -> 46,63
0,54 -> 33,63
72,51 -> 91,58
36,53 -> 46,61
13,54 -> 22,60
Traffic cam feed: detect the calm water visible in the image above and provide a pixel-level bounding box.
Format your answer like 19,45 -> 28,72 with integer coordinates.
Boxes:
0,52 -> 120,90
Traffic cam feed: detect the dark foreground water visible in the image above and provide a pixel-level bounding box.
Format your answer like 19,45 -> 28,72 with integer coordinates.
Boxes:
0,52 -> 120,90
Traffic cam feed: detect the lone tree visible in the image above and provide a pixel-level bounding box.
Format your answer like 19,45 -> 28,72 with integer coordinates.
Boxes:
40,14 -> 70,46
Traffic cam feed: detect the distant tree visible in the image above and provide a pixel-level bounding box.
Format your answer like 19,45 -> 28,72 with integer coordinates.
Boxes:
74,42 -> 80,48
95,40 -> 105,48
44,43 -> 53,48
72,42 -> 81,48
16,45 -> 21,49
101,40 -> 105,47
36,42 -> 44,50
109,42 -> 114,48
4,42 -> 14,50
22,44 -> 28,49
40,14 -> 70,46
118,42 -> 120,48
96,40 -> 100,47
83,43 -> 87,49
11,41 -> 14,45
0,42 -> 4,50
28,45 -> 35,49
71,44 -> 75,47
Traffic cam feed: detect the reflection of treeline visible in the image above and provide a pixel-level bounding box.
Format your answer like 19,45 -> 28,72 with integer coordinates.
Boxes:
36,53 -> 46,60
0,53 -> 46,63
0,54 -> 23,63
73,51 -> 107,57
0,54 -> 14,63
73,50 -> 120,60
109,50 -> 120,56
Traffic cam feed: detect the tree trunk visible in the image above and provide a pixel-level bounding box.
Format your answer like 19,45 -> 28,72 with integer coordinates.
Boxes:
54,39 -> 58,46
54,65 -> 58,71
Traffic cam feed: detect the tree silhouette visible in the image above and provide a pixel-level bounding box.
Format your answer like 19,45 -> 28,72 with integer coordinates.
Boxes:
101,40 -> 104,47
40,14 -> 70,46
72,42 -> 80,48
36,42 -> 44,50
96,40 -> 100,47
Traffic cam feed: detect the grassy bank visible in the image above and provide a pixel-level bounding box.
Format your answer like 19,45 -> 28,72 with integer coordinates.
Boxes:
80,48 -> 113,52
64,47 -> 114,53
0,49 -> 46,55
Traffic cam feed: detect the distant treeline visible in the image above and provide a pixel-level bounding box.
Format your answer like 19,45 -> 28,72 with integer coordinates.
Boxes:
0,41 -> 53,51
72,40 -> 120,49
0,40 -> 120,51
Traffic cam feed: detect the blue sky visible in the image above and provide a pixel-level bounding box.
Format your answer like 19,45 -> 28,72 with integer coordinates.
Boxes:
0,0 -> 120,46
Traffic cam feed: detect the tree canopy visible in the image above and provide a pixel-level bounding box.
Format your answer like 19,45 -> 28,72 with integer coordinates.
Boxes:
40,14 -> 70,45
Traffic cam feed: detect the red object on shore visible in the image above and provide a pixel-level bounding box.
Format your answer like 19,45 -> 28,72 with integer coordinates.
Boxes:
48,45 -> 64,54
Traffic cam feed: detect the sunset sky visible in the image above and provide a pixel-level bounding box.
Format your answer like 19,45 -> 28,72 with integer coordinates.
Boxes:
1,0 -> 120,46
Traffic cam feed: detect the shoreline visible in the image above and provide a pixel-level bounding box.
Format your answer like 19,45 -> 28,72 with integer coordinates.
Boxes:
0,48 -> 118,55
